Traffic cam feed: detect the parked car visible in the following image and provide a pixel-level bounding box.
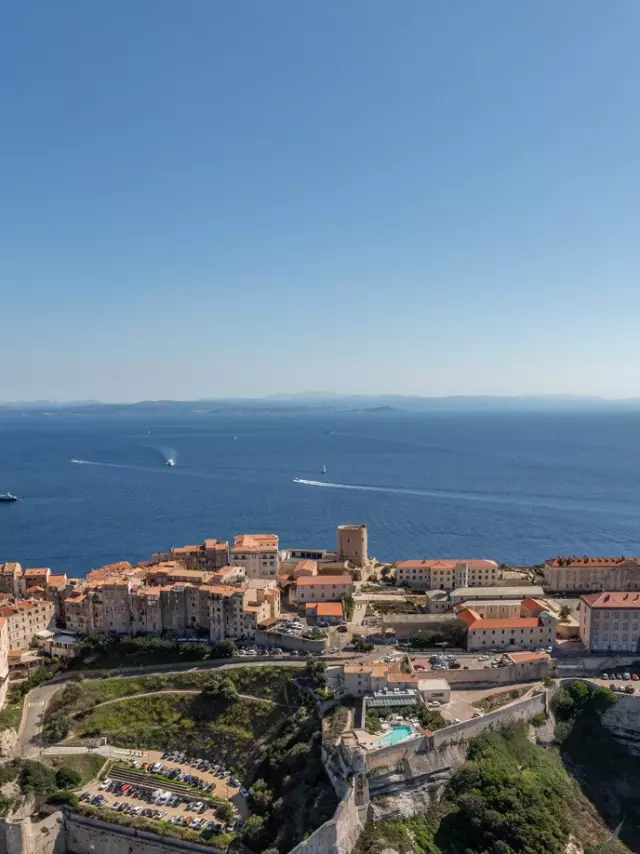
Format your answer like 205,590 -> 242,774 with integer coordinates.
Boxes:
623,672 -> 632,681
632,673 -> 639,682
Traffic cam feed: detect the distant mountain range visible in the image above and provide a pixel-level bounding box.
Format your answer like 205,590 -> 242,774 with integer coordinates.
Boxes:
2,394 -> 640,416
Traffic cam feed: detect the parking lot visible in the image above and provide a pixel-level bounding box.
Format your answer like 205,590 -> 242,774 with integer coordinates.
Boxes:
79,749 -> 248,837
592,668 -> 639,694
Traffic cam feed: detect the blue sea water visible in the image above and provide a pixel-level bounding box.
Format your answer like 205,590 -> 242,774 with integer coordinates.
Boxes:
1,410 -> 640,576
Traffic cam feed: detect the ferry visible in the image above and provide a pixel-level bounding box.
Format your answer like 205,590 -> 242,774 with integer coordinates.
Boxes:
166,459 -> 176,467
0,493 -> 18,503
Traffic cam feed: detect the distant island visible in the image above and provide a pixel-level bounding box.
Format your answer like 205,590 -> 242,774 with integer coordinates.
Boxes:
2,393 -> 640,417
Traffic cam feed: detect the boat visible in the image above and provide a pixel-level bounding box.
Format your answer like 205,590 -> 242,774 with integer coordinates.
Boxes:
321,464 -> 327,474
0,493 -> 18,503
293,477 -> 303,484
166,459 -> 176,467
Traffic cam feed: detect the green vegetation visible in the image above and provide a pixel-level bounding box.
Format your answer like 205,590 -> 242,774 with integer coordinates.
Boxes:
48,665 -> 297,719
558,604 -> 572,621
305,656 -> 327,689
342,593 -> 355,620
369,600 -> 420,616
72,634 -> 236,670
43,709 -> 71,743
43,754 -> 105,786
472,687 -> 528,713
352,634 -> 374,653
553,680 -> 640,851
73,802 -> 231,849
75,692 -> 287,766
365,704 -> 446,735
411,623 -> 466,649
355,721 -> 628,854
241,706 -> 338,853
0,686 -> 25,731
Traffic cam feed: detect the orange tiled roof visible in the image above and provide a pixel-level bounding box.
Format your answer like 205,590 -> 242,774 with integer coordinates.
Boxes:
231,533 -> 278,552
305,602 -> 344,617
24,567 -> 49,577
47,575 -> 68,587
548,556 -> 639,568
582,591 -> 640,609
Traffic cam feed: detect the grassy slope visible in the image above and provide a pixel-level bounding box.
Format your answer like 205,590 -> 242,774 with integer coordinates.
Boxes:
42,753 -> 106,786
354,723 -> 629,854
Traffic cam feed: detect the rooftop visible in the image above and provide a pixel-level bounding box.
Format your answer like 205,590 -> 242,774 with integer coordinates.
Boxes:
305,602 -> 344,617
457,607 -> 542,630
396,559 -> 498,570
231,533 -> 278,552
452,585 -> 545,598
582,591 -> 640,609
547,556 -> 640,568
296,574 -> 352,587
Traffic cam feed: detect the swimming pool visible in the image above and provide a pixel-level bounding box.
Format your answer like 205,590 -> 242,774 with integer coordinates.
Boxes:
378,725 -> 413,746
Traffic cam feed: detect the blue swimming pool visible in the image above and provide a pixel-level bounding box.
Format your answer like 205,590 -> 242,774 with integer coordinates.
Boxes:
379,724 -> 413,745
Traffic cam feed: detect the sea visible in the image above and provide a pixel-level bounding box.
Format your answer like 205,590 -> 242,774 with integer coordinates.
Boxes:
1,409 -> 640,577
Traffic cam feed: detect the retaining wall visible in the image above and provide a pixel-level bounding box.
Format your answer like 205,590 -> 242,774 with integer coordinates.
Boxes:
430,692 -> 546,747
66,813 -> 224,854
287,786 -> 365,854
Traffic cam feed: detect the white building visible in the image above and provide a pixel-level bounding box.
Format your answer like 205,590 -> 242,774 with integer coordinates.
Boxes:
229,534 -> 279,579
396,559 -> 500,592
580,591 -> 640,653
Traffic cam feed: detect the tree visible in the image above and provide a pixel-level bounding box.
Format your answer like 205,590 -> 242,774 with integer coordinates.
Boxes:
55,766 -> 82,790
380,565 -> 391,579
47,790 -> 78,807
43,711 -> 70,743
352,634 -> 374,653
342,594 -> 355,620
558,605 -> 571,621
242,813 -> 266,848
305,657 -> 327,688
591,685 -> 617,715
215,800 -> 235,823
18,761 -> 56,795
248,778 -> 273,811
214,639 -> 236,658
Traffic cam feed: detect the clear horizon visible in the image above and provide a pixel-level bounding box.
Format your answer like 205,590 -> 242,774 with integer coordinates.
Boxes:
3,2 -> 640,401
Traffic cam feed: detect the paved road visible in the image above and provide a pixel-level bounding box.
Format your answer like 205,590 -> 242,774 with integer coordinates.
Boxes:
17,683 -> 60,757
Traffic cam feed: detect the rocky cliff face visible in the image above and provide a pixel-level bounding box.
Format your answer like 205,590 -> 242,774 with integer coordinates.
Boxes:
0,728 -> 18,757
602,695 -> 640,755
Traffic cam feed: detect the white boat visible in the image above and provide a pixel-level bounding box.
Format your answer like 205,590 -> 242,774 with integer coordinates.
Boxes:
166,459 -> 176,467
321,464 -> 326,474
0,493 -> 18,503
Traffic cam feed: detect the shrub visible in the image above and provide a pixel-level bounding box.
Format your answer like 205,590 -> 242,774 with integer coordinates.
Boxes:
55,766 -> 82,790
48,790 -> 78,807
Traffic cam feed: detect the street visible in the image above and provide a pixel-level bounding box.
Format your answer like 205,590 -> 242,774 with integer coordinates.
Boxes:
17,682 -> 60,757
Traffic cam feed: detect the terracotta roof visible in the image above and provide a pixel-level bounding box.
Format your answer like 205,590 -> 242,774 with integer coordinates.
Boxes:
582,591 -> 640,609
296,559 -> 318,571
305,602 -> 344,617
547,556 -> 640,568
469,617 -> 541,630
47,574 -> 68,587
151,568 -> 205,579
296,575 -> 352,587
231,533 -> 278,552
204,539 -> 228,550
172,545 -> 201,555
24,567 -> 49,577
1,563 -> 22,575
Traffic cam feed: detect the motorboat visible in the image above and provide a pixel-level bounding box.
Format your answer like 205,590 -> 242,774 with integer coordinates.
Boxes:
166,459 -> 176,467
0,493 -> 18,503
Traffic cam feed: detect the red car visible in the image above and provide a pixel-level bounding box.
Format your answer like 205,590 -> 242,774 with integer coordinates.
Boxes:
414,664 -> 426,671
632,673 -> 639,682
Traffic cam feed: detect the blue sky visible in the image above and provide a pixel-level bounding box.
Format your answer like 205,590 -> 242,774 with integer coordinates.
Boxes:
2,1 -> 640,401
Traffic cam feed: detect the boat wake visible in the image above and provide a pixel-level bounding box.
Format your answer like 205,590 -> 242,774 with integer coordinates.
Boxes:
292,477 -> 602,513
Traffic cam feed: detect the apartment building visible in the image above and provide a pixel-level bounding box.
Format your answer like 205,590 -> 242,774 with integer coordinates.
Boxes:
579,591 -> 640,653
63,578 -> 280,642
24,567 -> 51,593
152,539 -> 230,571
458,605 -> 556,652
145,563 -> 207,587
0,599 -> 55,651
544,556 -> 640,593
305,602 -> 344,625
396,559 -> 499,592
0,563 -> 26,598
295,574 -> 354,605
229,534 -> 279,579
